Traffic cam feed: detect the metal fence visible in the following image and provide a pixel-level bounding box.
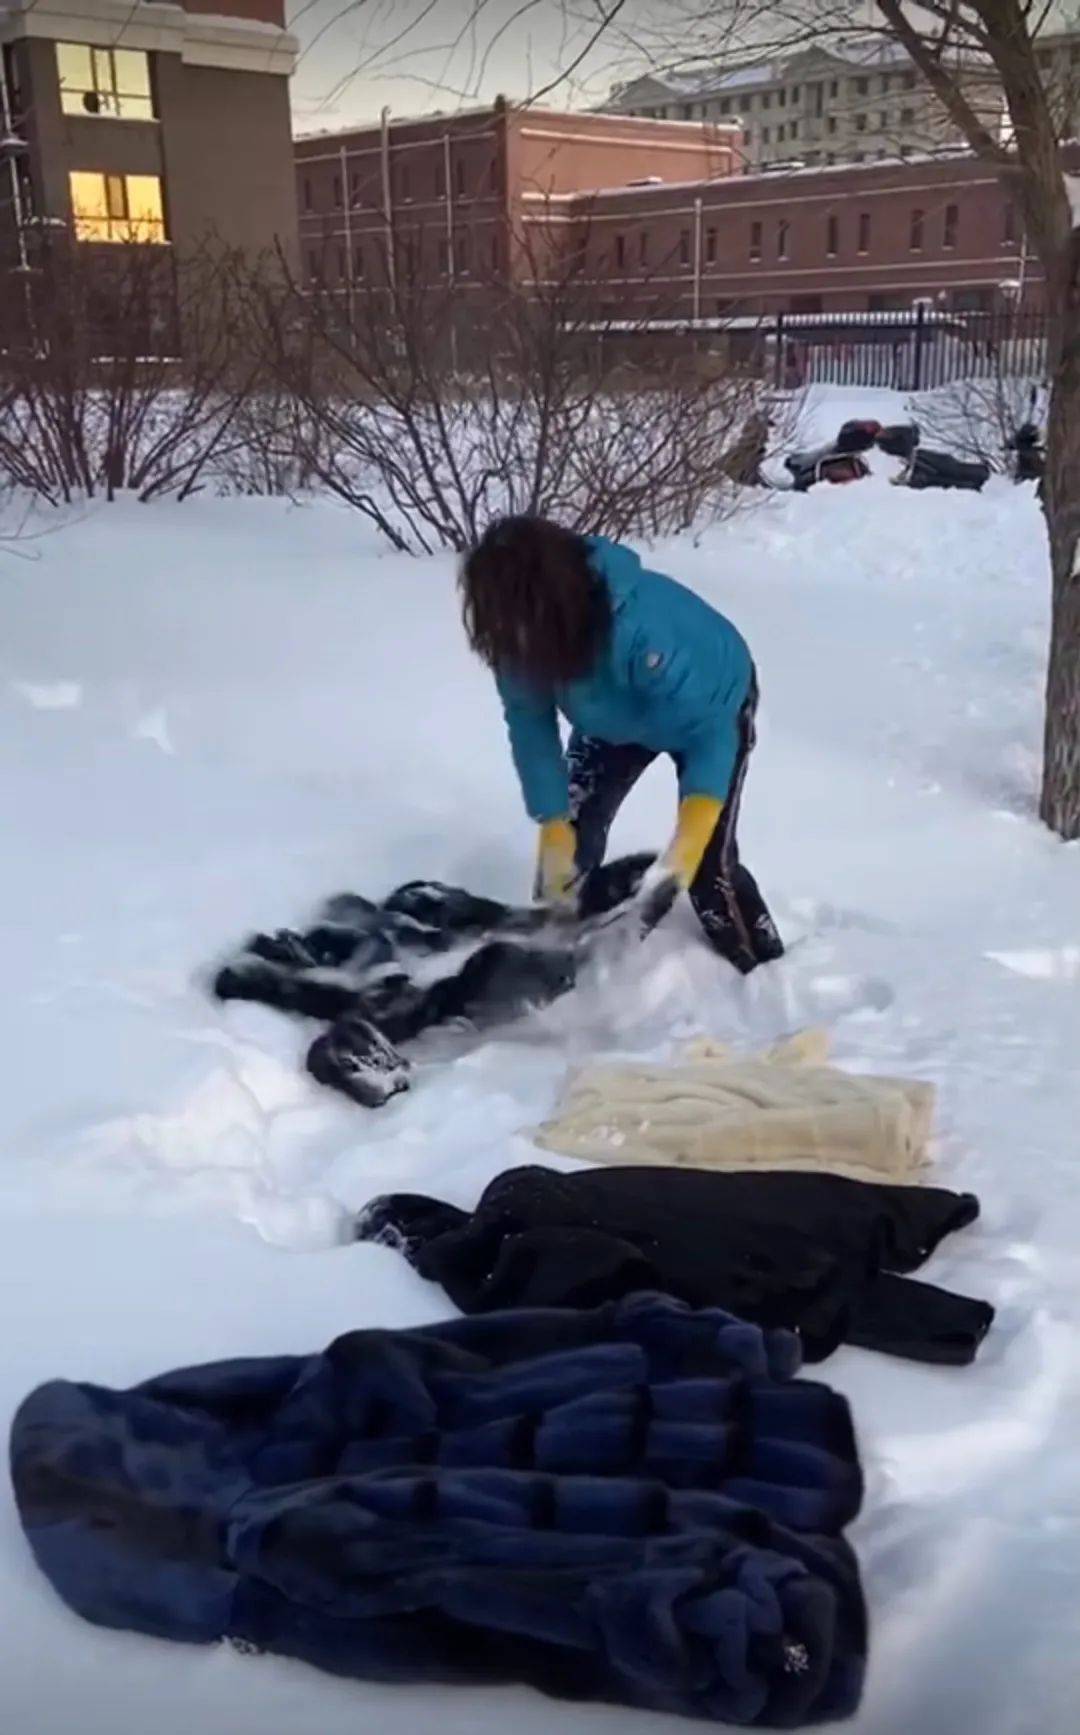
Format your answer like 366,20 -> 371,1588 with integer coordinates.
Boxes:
769,307 -> 1049,393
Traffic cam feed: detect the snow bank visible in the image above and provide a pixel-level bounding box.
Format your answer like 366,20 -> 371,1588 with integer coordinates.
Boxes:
2,425 -> 1079,1733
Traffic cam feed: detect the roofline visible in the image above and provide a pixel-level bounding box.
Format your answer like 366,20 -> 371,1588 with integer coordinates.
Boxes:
294,102 -> 738,145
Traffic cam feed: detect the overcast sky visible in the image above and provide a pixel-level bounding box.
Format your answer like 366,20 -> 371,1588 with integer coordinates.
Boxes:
286,0 -> 644,131
285,0 -> 1080,133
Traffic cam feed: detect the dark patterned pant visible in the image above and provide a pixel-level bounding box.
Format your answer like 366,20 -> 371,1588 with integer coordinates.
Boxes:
567,686 -> 783,975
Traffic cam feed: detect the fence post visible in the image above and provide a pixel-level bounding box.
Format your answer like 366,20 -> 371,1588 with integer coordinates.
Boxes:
912,302 -> 926,392
774,309 -> 785,389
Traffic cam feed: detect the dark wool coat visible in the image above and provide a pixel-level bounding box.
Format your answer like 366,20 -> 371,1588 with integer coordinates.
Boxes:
11,1295 -> 866,1727
357,1165 -> 994,1365
213,858 -> 654,1107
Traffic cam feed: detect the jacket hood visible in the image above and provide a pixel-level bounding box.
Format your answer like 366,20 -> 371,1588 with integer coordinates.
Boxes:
585,536 -> 642,609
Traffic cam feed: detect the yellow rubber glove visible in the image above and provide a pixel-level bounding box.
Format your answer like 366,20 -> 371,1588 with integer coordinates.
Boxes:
662,795 -> 723,889
535,817 -> 578,907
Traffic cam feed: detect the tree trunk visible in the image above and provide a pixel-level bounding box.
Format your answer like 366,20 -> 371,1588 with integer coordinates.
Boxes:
1040,242 -> 1080,840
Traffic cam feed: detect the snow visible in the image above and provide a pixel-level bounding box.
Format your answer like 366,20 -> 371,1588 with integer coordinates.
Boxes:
3,387 -> 1080,1733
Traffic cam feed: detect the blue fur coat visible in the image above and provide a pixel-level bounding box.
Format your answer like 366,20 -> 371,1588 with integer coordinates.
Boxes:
11,1294 -> 865,1726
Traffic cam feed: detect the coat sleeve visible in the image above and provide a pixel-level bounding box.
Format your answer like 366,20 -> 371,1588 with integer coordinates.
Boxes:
496,673 -> 570,822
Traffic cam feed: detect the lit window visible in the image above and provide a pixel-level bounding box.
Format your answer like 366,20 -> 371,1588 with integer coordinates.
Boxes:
69,171 -> 166,243
57,44 -> 154,121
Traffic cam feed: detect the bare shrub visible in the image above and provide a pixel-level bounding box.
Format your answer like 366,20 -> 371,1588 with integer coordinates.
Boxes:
0,241 -> 261,503
909,374 -> 1047,472
241,227 -> 771,553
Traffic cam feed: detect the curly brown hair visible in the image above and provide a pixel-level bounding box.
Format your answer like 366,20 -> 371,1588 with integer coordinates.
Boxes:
459,516 -> 612,685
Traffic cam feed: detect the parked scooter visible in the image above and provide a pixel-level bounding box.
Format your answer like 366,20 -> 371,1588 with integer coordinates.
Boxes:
784,419 -> 881,491
1007,385 -> 1048,482
876,421 -> 990,492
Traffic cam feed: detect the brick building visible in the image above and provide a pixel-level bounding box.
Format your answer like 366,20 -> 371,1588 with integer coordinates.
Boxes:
294,102 -> 742,295
0,0 -> 300,276
565,151 -> 1036,318
294,100 -> 1038,321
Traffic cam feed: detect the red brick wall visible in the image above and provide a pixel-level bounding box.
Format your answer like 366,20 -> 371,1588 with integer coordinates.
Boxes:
566,156 -> 1033,315
295,112 -> 505,290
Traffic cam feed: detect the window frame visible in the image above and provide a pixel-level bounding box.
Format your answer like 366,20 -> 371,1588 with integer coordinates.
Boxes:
57,42 -> 155,123
69,168 -> 167,244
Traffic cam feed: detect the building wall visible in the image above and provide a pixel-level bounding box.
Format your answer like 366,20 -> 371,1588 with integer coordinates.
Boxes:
0,0 -> 299,272
608,48 -> 1003,172
295,110 -> 506,290
560,156 -> 1034,317
156,59 -> 297,256
293,104 -> 741,293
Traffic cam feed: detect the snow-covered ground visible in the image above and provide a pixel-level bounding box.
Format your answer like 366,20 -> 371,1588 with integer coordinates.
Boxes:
2,388 -> 1079,1733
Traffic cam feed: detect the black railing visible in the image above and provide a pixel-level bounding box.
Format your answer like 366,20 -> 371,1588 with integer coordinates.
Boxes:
770,305 -> 1048,392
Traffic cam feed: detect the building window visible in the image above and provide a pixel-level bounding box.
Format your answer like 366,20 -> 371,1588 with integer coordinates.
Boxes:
744,94 -> 755,112
332,173 -> 342,208
910,206 -> 924,250
303,176 -> 313,212
903,71 -> 916,90
458,230 -> 470,274
762,91 -> 772,109
901,106 -> 915,125
488,156 -> 499,192
615,232 -> 626,269
398,167 -> 410,202
778,88 -> 787,107
858,210 -> 871,252
777,218 -> 789,260
705,225 -> 717,263
750,219 -> 762,260
827,213 -> 839,255
827,116 -> 837,134
337,244 -> 346,280
455,158 -> 465,197
855,76 -> 869,95
57,44 -> 154,121
720,97 -> 731,114
854,112 -> 867,132
763,125 -> 772,143
829,80 -> 838,97
352,172 -> 363,205
491,230 -> 502,272
944,202 -> 959,248
679,227 -> 691,265
307,249 -> 320,282
1004,200 -> 1017,244
791,85 -> 800,101
681,103 -> 693,120
791,119 -> 799,138
438,237 -> 450,275
354,243 -> 364,279
639,229 -> 648,264
777,124 -> 785,141
881,74 -> 891,93
879,109 -> 888,127
69,170 -> 166,242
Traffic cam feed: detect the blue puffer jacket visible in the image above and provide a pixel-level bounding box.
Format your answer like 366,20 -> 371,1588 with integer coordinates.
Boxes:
496,537 -> 754,822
